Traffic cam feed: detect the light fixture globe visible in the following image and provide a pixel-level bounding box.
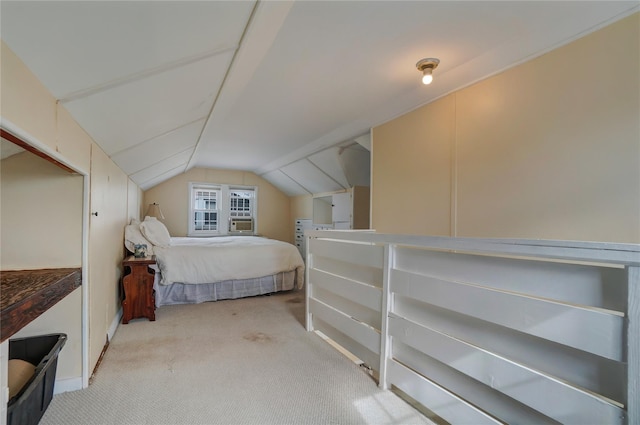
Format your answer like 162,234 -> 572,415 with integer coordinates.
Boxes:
416,58 -> 440,85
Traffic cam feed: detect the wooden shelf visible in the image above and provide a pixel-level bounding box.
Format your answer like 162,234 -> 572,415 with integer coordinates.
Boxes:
1,268 -> 81,342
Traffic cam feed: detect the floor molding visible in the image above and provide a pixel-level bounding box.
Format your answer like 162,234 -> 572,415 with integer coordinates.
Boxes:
54,377 -> 83,395
89,308 -> 122,384
108,308 -> 122,342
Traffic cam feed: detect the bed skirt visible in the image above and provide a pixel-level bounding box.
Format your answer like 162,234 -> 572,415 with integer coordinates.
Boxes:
152,268 -> 297,307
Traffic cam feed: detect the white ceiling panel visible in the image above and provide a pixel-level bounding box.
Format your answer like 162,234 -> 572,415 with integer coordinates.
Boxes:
261,170 -> 310,197
338,145 -> 371,188
0,1 -> 254,98
130,150 -> 193,188
280,160 -> 345,195
63,53 -> 232,154
307,148 -> 350,190
137,166 -> 186,192
111,119 -> 205,175
306,143 -> 371,189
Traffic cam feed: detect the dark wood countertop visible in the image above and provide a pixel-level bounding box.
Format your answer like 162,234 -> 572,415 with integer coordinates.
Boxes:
1,268 -> 81,342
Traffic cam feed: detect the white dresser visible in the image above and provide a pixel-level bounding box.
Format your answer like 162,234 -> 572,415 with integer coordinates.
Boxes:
294,218 -> 312,260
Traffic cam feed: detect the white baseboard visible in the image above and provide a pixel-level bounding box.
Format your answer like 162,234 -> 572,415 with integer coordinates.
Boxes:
107,308 -> 123,342
54,376 -> 83,395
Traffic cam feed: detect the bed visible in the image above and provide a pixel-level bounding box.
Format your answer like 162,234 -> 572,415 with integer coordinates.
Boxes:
124,218 -> 305,307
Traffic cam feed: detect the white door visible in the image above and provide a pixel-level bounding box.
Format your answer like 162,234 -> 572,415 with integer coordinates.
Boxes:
88,147 -> 128,371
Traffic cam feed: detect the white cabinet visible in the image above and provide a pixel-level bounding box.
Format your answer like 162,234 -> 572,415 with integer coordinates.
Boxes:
312,186 -> 370,230
331,192 -> 351,228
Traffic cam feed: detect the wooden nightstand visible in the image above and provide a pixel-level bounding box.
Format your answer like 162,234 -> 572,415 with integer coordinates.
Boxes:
121,255 -> 156,324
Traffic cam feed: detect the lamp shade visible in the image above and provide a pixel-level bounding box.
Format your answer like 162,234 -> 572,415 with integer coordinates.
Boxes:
146,203 -> 165,220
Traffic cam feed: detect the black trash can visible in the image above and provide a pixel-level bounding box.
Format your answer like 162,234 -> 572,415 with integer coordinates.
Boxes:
7,333 -> 67,425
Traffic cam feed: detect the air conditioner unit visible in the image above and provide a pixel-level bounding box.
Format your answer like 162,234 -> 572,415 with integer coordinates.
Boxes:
229,218 -> 254,233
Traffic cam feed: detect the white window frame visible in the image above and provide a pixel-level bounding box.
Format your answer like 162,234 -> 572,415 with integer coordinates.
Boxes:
188,182 -> 258,236
229,187 -> 254,218
188,183 -> 222,236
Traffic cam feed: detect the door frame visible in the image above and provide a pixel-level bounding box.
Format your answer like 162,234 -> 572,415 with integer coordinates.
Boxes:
1,118 -> 91,390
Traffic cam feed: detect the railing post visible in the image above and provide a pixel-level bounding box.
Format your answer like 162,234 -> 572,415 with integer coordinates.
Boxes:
305,235 -> 313,332
379,243 -> 394,389
628,266 -> 639,425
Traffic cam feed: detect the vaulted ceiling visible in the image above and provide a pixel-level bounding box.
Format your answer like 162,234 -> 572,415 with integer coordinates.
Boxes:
1,1 -> 637,195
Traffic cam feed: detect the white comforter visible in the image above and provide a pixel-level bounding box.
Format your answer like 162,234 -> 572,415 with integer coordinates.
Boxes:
153,236 -> 304,288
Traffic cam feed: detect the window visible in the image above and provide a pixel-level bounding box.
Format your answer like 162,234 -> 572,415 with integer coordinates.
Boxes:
193,188 -> 220,232
229,188 -> 254,218
188,183 -> 257,236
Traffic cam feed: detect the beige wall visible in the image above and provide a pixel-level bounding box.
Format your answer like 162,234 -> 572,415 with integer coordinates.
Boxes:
0,152 -> 84,379
372,13 -> 640,243
127,178 -> 145,224
0,42 -> 57,152
373,95 -> 454,236
87,146 -> 130,369
1,152 -> 83,269
291,195 -> 313,222
144,168 -> 293,242
56,106 -> 92,174
10,289 -> 83,379
1,40 -> 140,383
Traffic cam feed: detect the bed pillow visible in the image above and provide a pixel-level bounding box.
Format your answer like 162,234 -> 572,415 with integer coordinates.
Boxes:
140,217 -> 171,247
124,224 -> 154,255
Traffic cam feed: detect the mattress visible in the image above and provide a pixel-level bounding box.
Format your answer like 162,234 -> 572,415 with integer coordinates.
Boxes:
153,236 -> 305,289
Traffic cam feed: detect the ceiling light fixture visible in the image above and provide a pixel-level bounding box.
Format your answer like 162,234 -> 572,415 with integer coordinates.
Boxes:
416,58 -> 440,85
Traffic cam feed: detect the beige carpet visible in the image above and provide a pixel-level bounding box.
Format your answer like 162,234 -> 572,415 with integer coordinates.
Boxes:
41,290 -> 434,425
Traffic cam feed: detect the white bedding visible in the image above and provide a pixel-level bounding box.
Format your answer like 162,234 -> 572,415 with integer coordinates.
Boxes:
153,236 -> 305,288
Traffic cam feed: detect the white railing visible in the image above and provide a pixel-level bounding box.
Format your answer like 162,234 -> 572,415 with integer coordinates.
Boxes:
305,230 -> 639,425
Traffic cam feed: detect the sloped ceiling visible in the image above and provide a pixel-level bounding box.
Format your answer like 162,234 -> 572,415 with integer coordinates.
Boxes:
1,1 -> 637,195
